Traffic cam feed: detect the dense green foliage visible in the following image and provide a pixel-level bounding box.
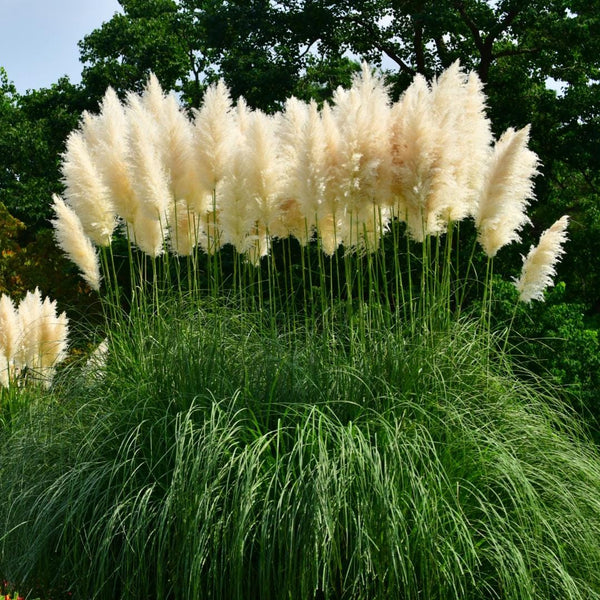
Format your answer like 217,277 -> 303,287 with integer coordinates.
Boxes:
2,302 -> 600,599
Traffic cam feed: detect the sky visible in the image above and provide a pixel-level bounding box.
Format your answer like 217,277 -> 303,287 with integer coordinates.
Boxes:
0,0 -> 122,93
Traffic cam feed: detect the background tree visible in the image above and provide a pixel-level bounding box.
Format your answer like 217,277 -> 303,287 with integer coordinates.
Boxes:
0,68 -> 90,231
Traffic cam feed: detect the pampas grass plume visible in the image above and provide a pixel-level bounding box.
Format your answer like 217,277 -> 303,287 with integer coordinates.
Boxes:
193,80 -> 236,208
476,126 -> 539,257
126,92 -> 172,225
94,87 -> 140,225
15,288 -> 43,371
9,288 -> 70,387
515,215 -> 569,302
38,296 -> 69,382
52,195 -> 102,291
62,131 -> 116,246
0,294 -> 20,387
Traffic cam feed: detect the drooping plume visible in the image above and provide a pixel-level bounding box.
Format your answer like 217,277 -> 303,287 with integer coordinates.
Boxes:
515,215 -> 569,303
51,195 -> 102,291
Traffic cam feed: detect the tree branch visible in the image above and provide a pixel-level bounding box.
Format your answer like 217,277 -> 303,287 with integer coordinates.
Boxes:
453,0 -> 484,53
413,17 -> 426,74
376,41 -> 417,76
346,14 -> 416,77
492,46 -> 540,59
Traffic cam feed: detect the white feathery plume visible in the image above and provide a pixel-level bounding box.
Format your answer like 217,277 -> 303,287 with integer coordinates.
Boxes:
218,121 -> 256,256
0,294 -> 20,387
235,97 -> 251,135
79,110 -> 104,151
62,131 -> 116,246
389,74 -> 438,241
141,73 -> 166,121
127,211 -> 167,258
193,80 -> 236,215
331,63 -> 392,250
126,92 -> 172,228
476,125 -> 539,257
169,200 -> 201,256
12,289 -> 69,387
280,98 -> 327,244
15,288 -> 43,371
277,96 -> 311,241
242,110 -> 285,249
461,71 -> 493,215
164,94 -> 202,205
515,215 -> 569,303
94,87 -> 140,224
37,296 -> 69,386
51,194 -> 102,291
82,337 -> 109,382
426,61 -> 472,229
318,102 -> 345,255
157,93 -> 204,252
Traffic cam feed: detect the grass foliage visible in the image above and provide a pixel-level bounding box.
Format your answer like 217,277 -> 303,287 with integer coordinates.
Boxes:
2,301 -> 600,599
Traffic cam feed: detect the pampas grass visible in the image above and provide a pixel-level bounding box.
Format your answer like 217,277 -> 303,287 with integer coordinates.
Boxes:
475,126 -> 539,257
4,60 -> 592,600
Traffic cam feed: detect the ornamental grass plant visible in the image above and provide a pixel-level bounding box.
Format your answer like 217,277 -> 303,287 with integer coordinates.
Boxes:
1,63 -> 599,599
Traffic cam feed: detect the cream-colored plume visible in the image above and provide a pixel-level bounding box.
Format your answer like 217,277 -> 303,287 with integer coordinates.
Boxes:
242,110 -> 285,248
158,93 -> 202,215
38,296 -> 69,375
15,288 -> 44,371
94,87 -> 139,224
318,102 -> 345,254
52,194 -> 102,291
280,98 -> 326,244
62,131 -> 116,246
0,294 -> 20,387
389,74 -> 438,241
476,126 -> 539,257
9,288 -> 69,388
193,80 -> 236,214
126,92 -> 172,226
515,215 -> 569,303
54,65 -> 541,268
218,118 -> 256,257
331,63 -> 392,250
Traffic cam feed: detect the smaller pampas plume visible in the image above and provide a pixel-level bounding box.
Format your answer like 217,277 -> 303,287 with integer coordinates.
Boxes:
52,195 -> 102,291
12,288 -> 69,387
515,216 -> 569,303
0,294 -> 20,387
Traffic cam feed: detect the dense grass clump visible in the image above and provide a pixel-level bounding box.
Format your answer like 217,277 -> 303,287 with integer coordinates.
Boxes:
2,301 -> 600,599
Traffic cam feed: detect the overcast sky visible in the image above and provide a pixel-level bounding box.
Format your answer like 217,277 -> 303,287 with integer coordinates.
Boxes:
0,0 -> 122,93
